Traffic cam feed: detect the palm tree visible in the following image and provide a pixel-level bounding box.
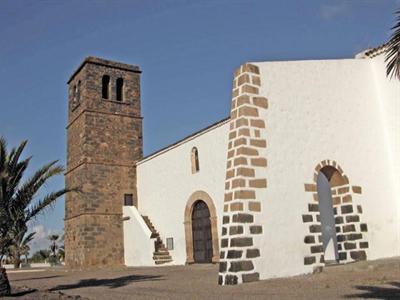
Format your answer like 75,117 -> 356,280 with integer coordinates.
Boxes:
386,9 -> 400,79
48,235 -> 59,257
48,234 -> 60,266
8,230 -> 35,268
0,137 -> 74,296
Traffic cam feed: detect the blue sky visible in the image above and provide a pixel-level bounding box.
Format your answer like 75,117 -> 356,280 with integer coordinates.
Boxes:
0,0 -> 398,251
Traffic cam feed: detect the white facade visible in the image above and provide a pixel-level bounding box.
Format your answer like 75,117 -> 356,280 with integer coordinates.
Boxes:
253,52 -> 400,280
123,48 -> 399,284
131,119 -> 229,265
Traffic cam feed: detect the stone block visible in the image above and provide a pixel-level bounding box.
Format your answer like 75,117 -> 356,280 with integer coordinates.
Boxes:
248,202 -> 261,212
347,233 -> 362,241
229,225 -> 244,235
360,223 -> 368,232
232,213 -> 254,223
302,214 -> 313,223
342,224 -> 356,233
308,203 -> 319,212
219,262 -> 227,272
345,215 -> 360,223
250,119 -> 265,128
229,260 -> 254,272
242,272 -> 260,283
227,250 -> 243,259
344,242 -> 356,250
246,249 -> 260,258
304,256 -> 316,265
230,237 -> 253,247
352,186 -> 362,194
250,225 -> 263,234
252,97 -> 268,109
224,275 -> 238,285
341,205 -> 353,214
311,245 -> 324,253
309,225 -> 321,233
350,250 -> 367,261
304,236 -> 315,244
335,216 -> 344,224
249,179 -> 267,188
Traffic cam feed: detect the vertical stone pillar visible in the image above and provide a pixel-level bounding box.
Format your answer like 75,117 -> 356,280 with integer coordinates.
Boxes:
218,63 -> 268,285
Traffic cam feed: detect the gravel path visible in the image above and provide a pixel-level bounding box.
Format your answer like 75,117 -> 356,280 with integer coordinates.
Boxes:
4,257 -> 400,299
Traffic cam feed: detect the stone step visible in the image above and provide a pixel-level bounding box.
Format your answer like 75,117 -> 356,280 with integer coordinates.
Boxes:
154,258 -> 173,265
141,215 -> 174,265
153,250 -> 169,256
150,232 -> 159,239
153,255 -> 172,260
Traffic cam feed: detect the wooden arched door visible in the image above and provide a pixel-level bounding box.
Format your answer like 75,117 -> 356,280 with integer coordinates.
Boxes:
192,200 -> 213,263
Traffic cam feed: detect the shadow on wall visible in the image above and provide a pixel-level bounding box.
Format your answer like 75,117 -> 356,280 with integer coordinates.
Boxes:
345,282 -> 400,299
49,274 -> 164,291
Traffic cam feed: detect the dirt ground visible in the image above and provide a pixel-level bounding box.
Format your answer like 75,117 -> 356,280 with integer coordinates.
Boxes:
3,257 -> 400,299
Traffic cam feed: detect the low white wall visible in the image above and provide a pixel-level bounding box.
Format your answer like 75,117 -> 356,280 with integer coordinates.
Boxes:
137,120 -> 229,265
3,263 -> 53,269
123,206 -> 156,266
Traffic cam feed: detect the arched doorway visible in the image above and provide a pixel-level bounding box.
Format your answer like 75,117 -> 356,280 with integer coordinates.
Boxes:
303,160 -> 369,268
192,200 -> 213,263
317,169 -> 339,263
184,191 -> 219,264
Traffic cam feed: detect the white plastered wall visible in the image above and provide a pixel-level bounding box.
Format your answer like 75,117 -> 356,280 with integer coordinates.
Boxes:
123,206 -> 156,266
251,56 -> 400,279
136,121 -> 229,265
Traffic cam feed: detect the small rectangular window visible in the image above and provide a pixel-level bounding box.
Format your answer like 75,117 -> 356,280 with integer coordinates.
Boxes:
124,194 -> 133,206
166,237 -> 174,250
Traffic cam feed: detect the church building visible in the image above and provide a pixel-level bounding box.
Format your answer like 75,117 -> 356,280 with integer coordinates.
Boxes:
64,45 -> 400,285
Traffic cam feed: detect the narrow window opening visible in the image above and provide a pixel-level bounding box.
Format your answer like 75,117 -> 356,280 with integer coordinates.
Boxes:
76,80 -> 81,102
71,85 -> 76,102
191,147 -> 200,174
102,75 -> 110,99
116,78 -> 124,101
124,194 -> 134,206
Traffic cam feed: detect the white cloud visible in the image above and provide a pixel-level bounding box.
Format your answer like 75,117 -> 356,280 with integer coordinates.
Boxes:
319,2 -> 349,20
28,224 -> 63,255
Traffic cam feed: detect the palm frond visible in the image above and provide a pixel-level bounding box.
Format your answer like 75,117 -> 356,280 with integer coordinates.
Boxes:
0,137 -> 7,175
8,140 -> 27,174
13,161 -> 63,210
386,10 -> 400,79
22,232 -> 36,246
25,188 -> 71,221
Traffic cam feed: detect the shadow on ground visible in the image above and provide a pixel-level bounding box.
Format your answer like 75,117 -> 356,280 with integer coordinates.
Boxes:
49,274 -> 163,291
9,287 -> 37,297
345,282 -> 400,299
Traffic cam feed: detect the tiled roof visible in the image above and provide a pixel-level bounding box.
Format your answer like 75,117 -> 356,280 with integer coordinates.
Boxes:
355,43 -> 388,59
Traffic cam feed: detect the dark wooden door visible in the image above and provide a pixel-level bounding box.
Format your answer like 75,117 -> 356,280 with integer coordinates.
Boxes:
192,200 -> 213,263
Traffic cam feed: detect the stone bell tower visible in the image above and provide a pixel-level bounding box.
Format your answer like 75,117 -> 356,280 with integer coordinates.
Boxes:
64,57 -> 142,267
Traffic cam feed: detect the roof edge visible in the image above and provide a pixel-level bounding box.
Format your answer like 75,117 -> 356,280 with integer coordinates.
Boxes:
67,56 -> 141,84
355,43 -> 388,59
138,117 -> 230,164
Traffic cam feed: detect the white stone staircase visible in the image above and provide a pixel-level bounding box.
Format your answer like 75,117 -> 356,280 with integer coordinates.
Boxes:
142,216 -> 173,265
